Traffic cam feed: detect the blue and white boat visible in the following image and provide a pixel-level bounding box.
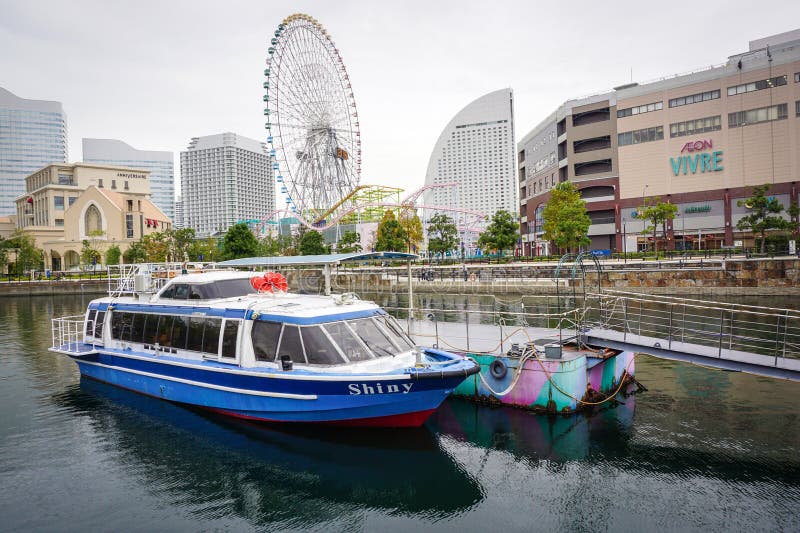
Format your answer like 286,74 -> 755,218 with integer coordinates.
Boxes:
50,268 -> 478,427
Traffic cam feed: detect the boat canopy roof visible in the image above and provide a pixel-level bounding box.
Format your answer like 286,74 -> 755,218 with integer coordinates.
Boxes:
216,252 -> 418,268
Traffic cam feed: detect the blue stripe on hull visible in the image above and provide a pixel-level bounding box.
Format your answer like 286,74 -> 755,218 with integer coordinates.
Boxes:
84,350 -> 465,396
75,359 -> 457,423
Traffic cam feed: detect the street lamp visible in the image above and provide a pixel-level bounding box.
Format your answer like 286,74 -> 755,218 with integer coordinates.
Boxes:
622,217 -> 627,263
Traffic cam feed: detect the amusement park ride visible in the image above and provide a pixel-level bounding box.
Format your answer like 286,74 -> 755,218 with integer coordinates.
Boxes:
247,13 -> 486,242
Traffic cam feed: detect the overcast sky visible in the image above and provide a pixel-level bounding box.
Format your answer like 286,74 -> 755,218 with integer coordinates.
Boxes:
2,0 -> 799,199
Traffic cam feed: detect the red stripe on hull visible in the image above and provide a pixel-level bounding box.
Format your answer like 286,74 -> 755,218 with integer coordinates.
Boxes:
204,407 -> 437,428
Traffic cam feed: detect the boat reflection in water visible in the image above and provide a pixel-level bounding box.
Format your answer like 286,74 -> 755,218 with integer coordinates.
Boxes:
431,394 -> 636,462
56,378 -> 484,530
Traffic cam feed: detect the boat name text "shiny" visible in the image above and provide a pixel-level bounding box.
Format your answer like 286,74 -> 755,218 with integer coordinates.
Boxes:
348,383 -> 413,395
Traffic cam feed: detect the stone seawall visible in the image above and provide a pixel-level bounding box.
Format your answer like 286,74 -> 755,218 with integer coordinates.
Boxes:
0,279 -> 109,297
2,258 -> 797,297
319,258 -> 800,296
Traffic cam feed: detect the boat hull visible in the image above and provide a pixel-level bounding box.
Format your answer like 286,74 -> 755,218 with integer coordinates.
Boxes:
72,350 -> 471,428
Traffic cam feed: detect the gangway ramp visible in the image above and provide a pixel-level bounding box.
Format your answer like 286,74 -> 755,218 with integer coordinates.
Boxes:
583,291 -> 800,382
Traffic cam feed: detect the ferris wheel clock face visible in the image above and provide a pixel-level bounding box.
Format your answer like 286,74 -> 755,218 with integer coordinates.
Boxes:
264,13 -> 361,221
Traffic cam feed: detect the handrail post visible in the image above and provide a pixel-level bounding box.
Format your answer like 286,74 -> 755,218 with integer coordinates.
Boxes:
718,308 -> 724,358
638,300 -> 642,338
465,309 -> 470,352
780,311 -> 788,365
623,298 -> 628,342
774,311 -> 782,364
668,303 -> 673,350
728,310 -> 734,351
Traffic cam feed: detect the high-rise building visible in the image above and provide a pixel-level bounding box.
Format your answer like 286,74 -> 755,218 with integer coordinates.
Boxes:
518,92 -> 618,255
0,87 -> 68,215
518,29 -> 800,255
423,89 -> 517,252
180,132 -> 274,236
174,197 -> 184,229
83,138 -> 175,222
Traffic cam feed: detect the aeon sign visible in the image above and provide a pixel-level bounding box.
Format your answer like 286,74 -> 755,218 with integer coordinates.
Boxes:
669,139 -> 723,176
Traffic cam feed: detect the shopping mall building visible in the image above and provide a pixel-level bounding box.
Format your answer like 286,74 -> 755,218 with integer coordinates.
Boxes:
518,29 -> 800,255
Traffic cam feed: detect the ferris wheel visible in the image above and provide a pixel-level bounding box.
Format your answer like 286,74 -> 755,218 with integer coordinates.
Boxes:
263,13 -> 361,221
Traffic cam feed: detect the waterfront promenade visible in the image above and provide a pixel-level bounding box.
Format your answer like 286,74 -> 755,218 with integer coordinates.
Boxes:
2,255 -> 799,297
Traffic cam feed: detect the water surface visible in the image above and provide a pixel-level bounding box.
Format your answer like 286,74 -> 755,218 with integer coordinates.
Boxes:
1,295 -> 798,531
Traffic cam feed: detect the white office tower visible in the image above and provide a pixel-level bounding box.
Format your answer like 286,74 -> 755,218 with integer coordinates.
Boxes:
83,138 -> 175,222
0,87 -> 67,214
423,89 -> 517,230
180,133 -> 274,236
174,197 -> 184,229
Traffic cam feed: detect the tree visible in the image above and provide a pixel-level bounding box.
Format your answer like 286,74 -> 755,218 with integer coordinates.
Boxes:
478,209 -> 518,257
299,230 -> 329,255
7,230 -> 43,275
736,184 -> 788,253
79,229 -> 105,268
426,212 -> 458,259
789,201 -> 800,241
222,223 -> 259,260
542,182 -> 591,253
141,232 -> 170,262
105,244 -> 121,265
638,198 -> 678,253
123,241 -> 148,263
188,236 -> 221,262
337,230 -> 362,253
258,233 -> 292,257
0,237 -> 9,274
375,210 -> 408,252
398,209 -> 423,253
170,228 -> 196,261
80,238 -> 102,268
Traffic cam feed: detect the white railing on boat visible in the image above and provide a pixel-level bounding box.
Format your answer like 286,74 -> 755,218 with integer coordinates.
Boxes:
51,315 -> 96,355
106,263 -> 191,296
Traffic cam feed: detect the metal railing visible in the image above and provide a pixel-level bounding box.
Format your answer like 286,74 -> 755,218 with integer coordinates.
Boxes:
382,305 -> 585,354
51,315 -> 91,354
586,290 -> 800,365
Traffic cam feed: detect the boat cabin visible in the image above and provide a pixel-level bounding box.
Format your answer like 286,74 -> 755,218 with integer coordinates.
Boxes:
83,272 -> 415,372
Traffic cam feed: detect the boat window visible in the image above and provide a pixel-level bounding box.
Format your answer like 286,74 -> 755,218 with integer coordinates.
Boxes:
301,326 -> 345,365
377,315 -> 415,349
159,285 -> 176,299
221,320 -> 239,359
348,318 -> 396,358
86,310 -> 96,336
171,315 -> 190,350
130,313 -> 146,343
94,311 -> 106,338
172,284 -> 190,300
188,285 -> 204,299
323,321 -> 372,362
277,325 -> 305,363
215,278 -> 259,299
111,312 -> 134,341
156,315 -> 174,346
202,318 -> 222,354
251,321 -> 282,362
187,317 -> 205,352
142,314 -> 159,344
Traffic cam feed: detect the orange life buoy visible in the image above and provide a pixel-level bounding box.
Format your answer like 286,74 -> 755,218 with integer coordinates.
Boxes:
250,271 -> 288,293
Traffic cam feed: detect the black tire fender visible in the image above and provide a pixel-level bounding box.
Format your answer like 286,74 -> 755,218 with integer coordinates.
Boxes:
489,359 -> 508,380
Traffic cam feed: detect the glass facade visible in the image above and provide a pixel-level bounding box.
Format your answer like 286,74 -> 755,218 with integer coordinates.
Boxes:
0,88 -> 67,215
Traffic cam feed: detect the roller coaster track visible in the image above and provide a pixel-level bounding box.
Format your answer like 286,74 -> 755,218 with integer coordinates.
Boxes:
252,182 -> 486,233
400,182 -> 459,205
260,202 -> 486,233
